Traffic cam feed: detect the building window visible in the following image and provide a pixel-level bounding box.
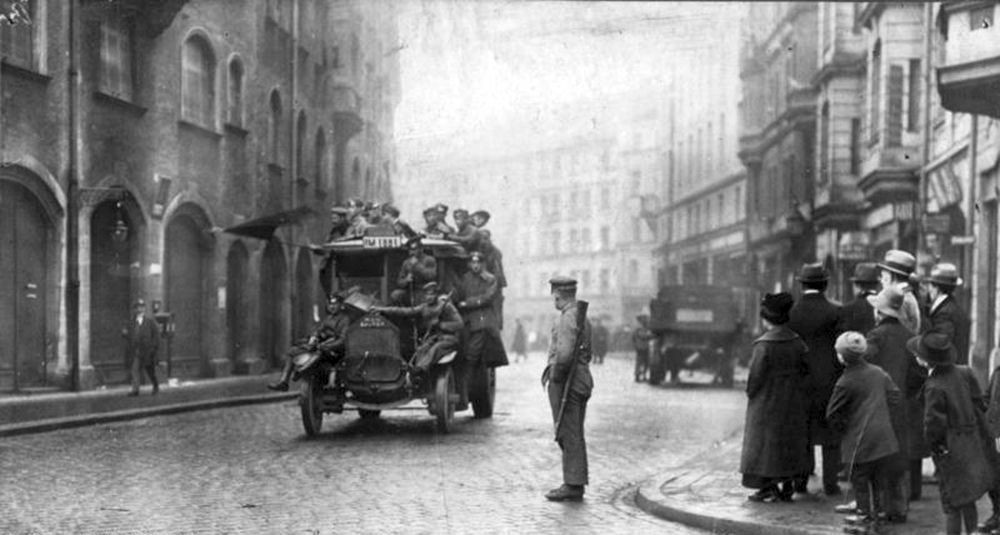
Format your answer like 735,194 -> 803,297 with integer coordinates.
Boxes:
552,231 -> 561,255
734,185 -> 742,219
717,193 -> 725,227
629,259 -> 639,281
314,128 -> 326,189
850,118 -> 861,174
820,101 -> 830,185
971,6 -> 994,30
632,218 -> 641,242
599,269 -> 610,294
269,90 -> 282,163
907,59 -> 921,132
99,18 -> 134,101
0,0 -> 34,69
182,36 -> 216,127
228,58 -> 244,125
582,228 -> 591,251
296,112 -> 307,178
869,40 -> 881,146
887,64 -> 904,147
600,226 -> 610,250
570,229 -> 579,252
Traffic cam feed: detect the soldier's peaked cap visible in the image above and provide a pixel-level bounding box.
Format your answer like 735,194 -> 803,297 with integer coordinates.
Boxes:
422,281 -> 439,292
472,210 -> 491,221
469,250 -> 485,262
453,208 -> 469,217
434,203 -> 449,214
549,276 -> 577,291
330,205 -> 350,215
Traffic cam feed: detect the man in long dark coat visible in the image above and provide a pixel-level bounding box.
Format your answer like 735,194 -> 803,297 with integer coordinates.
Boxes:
786,262 -> 843,495
456,251 -> 508,406
541,276 -> 593,502
838,262 -> 879,335
122,298 -> 160,396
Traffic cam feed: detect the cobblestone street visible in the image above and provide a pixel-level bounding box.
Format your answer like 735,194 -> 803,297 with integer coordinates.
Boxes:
0,353 -> 746,534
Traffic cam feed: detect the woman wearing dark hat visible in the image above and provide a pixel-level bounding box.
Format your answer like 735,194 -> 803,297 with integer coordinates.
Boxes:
910,333 -> 994,535
740,292 -> 811,502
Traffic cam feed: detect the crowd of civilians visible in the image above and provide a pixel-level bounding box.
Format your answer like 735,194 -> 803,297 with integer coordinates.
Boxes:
739,249 -> 1000,535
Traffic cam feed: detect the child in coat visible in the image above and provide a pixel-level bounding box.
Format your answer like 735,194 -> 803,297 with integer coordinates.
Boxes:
908,333 -> 994,535
826,332 -> 902,535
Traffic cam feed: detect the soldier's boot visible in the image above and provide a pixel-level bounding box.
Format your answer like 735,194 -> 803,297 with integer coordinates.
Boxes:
545,484 -> 584,502
267,360 -> 293,391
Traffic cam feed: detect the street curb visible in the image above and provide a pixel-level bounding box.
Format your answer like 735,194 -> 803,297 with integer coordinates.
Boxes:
0,392 -> 297,438
634,474 -> 831,535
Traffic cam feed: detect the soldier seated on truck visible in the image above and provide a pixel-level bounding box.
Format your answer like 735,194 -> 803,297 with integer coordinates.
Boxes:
267,291 -> 352,392
372,282 -> 463,378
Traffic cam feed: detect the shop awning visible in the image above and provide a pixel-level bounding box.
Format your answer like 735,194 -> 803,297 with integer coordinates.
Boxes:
222,206 -> 318,239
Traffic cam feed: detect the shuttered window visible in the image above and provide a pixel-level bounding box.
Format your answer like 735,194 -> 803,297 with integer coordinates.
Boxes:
99,19 -> 134,101
888,65 -> 905,147
908,59 -> 921,132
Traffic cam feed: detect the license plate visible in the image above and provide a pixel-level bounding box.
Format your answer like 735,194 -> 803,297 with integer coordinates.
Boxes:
363,236 -> 402,249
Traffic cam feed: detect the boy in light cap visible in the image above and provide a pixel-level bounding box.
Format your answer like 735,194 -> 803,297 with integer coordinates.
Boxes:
827,331 -> 903,534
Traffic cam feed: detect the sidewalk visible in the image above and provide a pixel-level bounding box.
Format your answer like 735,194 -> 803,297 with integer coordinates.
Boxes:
0,375 -> 296,437
636,430 -> 992,535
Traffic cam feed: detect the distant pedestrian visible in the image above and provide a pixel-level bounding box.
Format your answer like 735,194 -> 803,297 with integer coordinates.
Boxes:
541,276 -> 593,502
923,262 -> 971,365
740,292 -> 810,503
121,298 -> 160,396
786,262 -> 844,495
632,315 -> 655,382
827,332 -> 902,535
838,262 -> 880,335
591,318 -> 609,365
511,318 -> 528,363
909,333 -> 994,535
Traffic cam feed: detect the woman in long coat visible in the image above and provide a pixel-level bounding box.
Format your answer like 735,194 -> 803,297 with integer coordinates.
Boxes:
910,334 -> 993,535
740,293 -> 811,502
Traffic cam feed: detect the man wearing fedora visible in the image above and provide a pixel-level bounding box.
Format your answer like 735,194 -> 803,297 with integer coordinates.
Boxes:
864,286 -> 918,523
786,262 -> 844,495
122,298 -> 161,396
838,262 -> 880,335
878,250 -> 921,335
923,262 -> 970,366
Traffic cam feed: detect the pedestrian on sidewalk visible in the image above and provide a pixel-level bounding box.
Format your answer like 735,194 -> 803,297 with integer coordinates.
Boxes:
121,298 -> 160,396
826,331 -> 903,535
909,333 -> 994,535
632,315 -> 655,382
786,262 -> 844,496
921,262 -> 970,365
740,292 -> 811,503
541,276 -> 593,502
511,318 -> 528,363
863,286 -> 917,524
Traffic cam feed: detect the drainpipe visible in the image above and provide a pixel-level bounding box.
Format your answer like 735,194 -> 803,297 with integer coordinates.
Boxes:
919,2 -> 932,263
67,0 -> 81,391
289,0 -> 298,212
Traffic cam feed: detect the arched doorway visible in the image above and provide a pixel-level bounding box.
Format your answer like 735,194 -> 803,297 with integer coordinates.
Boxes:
259,239 -> 287,367
89,196 -> 142,384
226,241 -> 249,366
165,211 -> 211,377
294,248 -> 314,340
0,181 -> 54,390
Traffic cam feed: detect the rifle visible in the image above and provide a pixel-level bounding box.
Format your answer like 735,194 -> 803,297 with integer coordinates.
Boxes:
554,300 -> 589,440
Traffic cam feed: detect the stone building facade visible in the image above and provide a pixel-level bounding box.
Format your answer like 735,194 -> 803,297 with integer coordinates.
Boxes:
0,0 -> 400,391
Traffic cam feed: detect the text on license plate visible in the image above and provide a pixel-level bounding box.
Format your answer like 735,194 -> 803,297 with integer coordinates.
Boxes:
363,236 -> 403,248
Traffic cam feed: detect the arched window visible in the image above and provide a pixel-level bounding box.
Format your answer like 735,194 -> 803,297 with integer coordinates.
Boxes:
228,58 -> 243,125
314,128 -> 326,189
99,17 -> 134,100
269,90 -> 282,164
296,111 -> 307,178
182,35 -> 215,126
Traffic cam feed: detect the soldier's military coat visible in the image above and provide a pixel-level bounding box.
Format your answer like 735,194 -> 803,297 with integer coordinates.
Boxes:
397,254 -> 438,291
546,299 -> 593,486
456,269 -> 508,367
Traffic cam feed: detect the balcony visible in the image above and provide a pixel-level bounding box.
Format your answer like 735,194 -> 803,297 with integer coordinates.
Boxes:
96,0 -> 190,36
858,148 -> 919,206
937,3 -> 1000,117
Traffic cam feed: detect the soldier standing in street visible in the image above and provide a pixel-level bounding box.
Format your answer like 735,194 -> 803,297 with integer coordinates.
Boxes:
541,276 -> 593,502
122,298 -> 160,396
